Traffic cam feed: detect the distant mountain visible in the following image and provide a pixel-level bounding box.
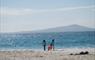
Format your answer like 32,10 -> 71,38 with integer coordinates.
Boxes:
32,24 -> 95,33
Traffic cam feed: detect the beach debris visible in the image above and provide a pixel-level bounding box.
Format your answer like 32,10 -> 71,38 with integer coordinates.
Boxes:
70,51 -> 89,55
79,51 -> 89,55
70,53 -> 73,55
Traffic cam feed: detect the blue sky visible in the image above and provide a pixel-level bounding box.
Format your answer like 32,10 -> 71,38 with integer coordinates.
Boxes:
0,0 -> 95,32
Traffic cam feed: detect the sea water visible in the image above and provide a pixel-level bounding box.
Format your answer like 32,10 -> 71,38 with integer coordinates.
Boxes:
0,31 -> 95,50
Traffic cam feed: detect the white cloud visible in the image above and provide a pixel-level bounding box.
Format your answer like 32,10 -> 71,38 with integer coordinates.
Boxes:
0,5 -> 95,16
35,5 -> 95,12
0,7 -> 32,16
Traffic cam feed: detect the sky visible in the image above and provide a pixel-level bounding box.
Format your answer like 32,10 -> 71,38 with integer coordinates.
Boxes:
0,0 -> 95,32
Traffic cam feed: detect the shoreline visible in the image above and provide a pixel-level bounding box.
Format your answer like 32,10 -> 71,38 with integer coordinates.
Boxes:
0,47 -> 95,54
0,47 -> 95,50
0,48 -> 95,60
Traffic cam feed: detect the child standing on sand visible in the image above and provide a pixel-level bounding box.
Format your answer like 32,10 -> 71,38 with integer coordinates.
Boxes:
48,44 -> 52,51
42,40 -> 46,51
51,39 -> 55,51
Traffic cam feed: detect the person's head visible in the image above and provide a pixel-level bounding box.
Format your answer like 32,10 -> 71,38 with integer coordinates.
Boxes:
43,40 -> 46,42
52,39 -> 54,41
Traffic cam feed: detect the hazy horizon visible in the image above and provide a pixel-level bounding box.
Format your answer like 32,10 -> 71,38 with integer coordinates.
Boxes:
0,0 -> 95,32
0,24 -> 95,33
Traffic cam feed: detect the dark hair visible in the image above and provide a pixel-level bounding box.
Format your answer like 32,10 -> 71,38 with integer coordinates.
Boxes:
52,39 -> 54,41
43,40 -> 45,42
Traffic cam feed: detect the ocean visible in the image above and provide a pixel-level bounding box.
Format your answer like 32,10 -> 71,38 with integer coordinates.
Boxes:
0,31 -> 95,50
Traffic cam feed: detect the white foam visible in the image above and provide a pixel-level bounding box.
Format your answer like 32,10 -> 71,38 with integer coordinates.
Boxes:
0,48 -> 95,54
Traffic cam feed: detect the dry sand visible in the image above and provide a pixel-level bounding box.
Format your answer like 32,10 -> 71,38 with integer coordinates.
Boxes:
0,48 -> 95,60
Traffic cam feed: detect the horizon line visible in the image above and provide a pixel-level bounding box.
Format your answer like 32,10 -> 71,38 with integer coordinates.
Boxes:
0,24 -> 95,33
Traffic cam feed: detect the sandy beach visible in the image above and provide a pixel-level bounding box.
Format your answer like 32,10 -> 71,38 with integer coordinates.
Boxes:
0,48 -> 95,60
